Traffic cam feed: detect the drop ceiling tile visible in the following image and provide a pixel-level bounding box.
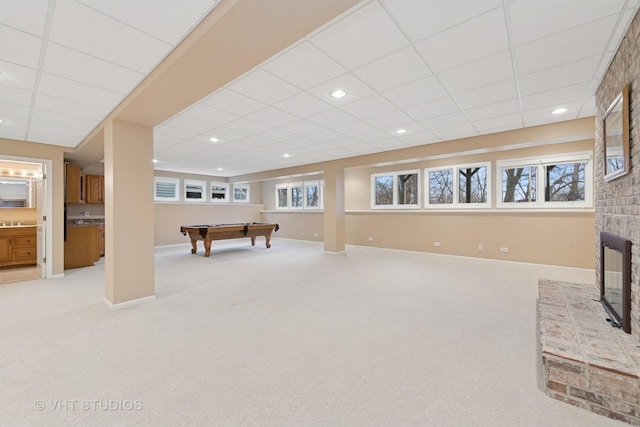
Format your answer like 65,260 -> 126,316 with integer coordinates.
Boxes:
264,41 -> 345,89
353,47 -> 431,92
307,129 -> 343,142
0,85 -> 32,107
520,82 -> 590,111
0,116 -> 27,140
340,94 -> 396,120
229,69 -> 300,104
162,115 -> 215,134
0,25 -> 42,68
274,92 -> 333,118
383,122 -> 427,137
354,130 -> 389,143
509,0 -> 626,46
367,139 -> 410,151
365,110 -> 414,129
381,0 -> 502,42
580,97 -> 596,117
438,50 -> 513,94
0,101 -> 30,120
307,109 -> 357,128
35,93 -> 110,121
518,56 -> 600,96
28,121 -> 87,144
246,107 -> 299,128
311,1 -> 409,69
382,76 -> 447,108
515,15 -> 617,75
605,6 -> 639,53
431,123 -> 479,141
224,117 -> 271,135
0,0 -> 49,36
38,73 -> 121,110
281,120 -> 324,136
400,131 -> 440,146
307,81 -> 372,114
153,133 -> 179,151
153,124 -> 200,141
50,0 -> 171,74
334,120 -> 376,136
420,112 -> 469,130
201,89 -> 265,116
452,79 -> 517,110
522,101 -> 582,126
76,0 -> 219,44
31,109 -> 97,132
0,60 -> 37,90
416,8 -> 508,73
204,127 -> 249,142
473,113 -> 522,132
181,104 -> 238,127
464,98 -> 520,121
258,128 -> 297,142
44,43 -> 144,94
404,96 -> 460,121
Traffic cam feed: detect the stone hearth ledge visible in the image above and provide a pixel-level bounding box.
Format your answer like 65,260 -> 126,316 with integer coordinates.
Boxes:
539,279 -> 640,425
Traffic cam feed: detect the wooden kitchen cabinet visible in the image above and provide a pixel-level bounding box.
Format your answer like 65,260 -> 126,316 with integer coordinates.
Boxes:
65,225 -> 99,269
85,175 -> 104,204
65,163 -> 84,204
97,224 -> 105,258
0,227 -> 37,268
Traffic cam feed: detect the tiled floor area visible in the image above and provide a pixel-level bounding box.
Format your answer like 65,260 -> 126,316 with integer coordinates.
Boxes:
0,266 -> 39,285
539,280 -> 640,424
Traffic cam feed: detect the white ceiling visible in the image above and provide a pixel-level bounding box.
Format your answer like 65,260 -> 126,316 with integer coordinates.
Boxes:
1,0 -> 639,178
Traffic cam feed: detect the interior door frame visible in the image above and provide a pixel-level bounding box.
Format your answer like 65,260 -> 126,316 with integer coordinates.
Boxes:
0,155 -> 53,279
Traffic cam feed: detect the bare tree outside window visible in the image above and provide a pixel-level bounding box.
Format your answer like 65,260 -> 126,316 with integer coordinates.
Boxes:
291,185 -> 303,207
277,187 -> 288,208
428,170 -> 453,204
502,166 -> 536,203
375,175 -> 393,205
306,185 -> 319,208
459,167 -> 487,203
397,173 -> 418,205
545,162 -> 585,202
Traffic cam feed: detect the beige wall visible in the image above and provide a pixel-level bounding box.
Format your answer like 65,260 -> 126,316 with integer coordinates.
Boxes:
155,203 -> 264,246
0,208 -> 37,223
261,211 -> 324,242
0,137 -> 66,275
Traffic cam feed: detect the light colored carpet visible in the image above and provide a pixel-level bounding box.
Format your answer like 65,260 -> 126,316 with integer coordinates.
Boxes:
0,238 -> 625,426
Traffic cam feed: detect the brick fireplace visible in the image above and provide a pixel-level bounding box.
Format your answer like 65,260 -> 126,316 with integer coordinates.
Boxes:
539,7 -> 640,424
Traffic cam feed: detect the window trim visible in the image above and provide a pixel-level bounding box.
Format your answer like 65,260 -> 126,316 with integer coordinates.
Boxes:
371,169 -> 421,209
424,162 -> 491,209
303,180 -> 323,210
232,183 -> 250,203
289,181 -> 304,210
275,183 -> 289,209
210,181 -> 229,203
496,151 -> 592,209
154,177 -> 180,202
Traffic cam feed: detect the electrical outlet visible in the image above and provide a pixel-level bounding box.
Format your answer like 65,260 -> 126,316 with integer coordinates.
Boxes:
368,236 -> 374,241
433,241 -> 441,247
499,247 -> 509,253
477,244 -> 483,251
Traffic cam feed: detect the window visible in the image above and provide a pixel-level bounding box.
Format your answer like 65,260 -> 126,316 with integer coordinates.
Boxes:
233,184 -> 250,203
276,184 -> 288,209
425,163 -> 490,208
289,182 -> 303,209
497,152 -> 592,208
304,180 -> 322,209
371,170 -> 419,208
210,182 -> 229,202
154,177 -> 179,202
184,180 -> 206,202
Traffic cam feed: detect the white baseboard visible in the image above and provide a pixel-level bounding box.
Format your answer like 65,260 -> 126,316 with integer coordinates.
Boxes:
105,295 -> 156,309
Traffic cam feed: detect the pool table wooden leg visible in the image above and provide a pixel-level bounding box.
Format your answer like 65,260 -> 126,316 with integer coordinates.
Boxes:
265,233 -> 271,248
251,236 -> 256,246
190,239 -> 197,254
204,240 -> 212,257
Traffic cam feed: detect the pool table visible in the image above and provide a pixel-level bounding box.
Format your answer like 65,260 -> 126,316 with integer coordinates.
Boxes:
179,222 -> 279,257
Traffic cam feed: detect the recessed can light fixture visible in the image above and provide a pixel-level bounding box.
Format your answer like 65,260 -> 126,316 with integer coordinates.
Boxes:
396,128 -> 408,134
552,108 -> 568,115
217,168 -> 223,171
152,159 -> 158,163
0,119 -> 3,123
283,153 -> 292,158
209,136 -> 219,142
330,88 -> 347,99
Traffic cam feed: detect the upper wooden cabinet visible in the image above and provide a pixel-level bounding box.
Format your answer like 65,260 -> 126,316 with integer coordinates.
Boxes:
65,164 -> 84,204
85,175 -> 104,204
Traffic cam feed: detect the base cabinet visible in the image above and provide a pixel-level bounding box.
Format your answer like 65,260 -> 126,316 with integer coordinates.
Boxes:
0,228 -> 37,268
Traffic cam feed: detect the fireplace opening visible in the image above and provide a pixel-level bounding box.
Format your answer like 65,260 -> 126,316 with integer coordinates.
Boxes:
600,231 -> 632,333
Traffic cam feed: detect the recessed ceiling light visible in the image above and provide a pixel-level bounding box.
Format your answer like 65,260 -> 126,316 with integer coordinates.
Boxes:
216,168 -> 223,171
152,159 -> 158,163
0,119 -> 3,123
208,137 -> 219,142
395,128 -> 408,134
552,108 -> 568,115
330,88 -> 347,99
283,153 -> 292,158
